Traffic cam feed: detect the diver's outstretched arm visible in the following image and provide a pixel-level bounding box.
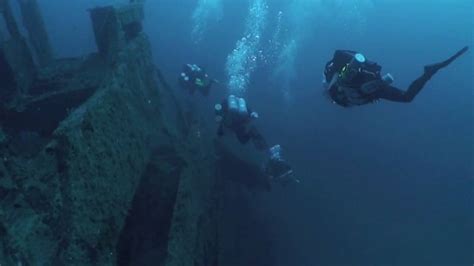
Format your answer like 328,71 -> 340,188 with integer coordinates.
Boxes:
377,46 -> 469,103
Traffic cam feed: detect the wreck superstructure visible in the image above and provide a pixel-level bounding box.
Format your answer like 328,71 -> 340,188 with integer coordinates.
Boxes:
0,1 -> 275,265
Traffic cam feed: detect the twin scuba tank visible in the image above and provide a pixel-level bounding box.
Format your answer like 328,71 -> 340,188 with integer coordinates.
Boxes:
214,95 -> 248,123
228,95 -> 248,119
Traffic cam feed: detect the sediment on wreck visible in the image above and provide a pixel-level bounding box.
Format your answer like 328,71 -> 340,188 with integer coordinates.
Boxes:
0,1 -> 276,265
0,2 -> 190,265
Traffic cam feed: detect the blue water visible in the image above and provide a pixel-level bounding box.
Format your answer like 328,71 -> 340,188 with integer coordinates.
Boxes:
38,0 -> 473,265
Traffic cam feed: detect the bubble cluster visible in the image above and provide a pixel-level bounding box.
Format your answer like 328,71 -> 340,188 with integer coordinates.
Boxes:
267,0 -> 374,102
321,0 -> 375,36
225,0 -> 373,97
265,10 -> 285,66
272,39 -> 297,102
191,0 -> 223,44
269,0 -> 318,102
226,0 -> 268,96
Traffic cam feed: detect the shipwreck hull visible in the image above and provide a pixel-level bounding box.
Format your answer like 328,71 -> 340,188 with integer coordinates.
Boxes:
0,2 -> 275,265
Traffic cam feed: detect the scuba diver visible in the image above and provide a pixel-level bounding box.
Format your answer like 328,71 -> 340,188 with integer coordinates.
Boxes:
215,95 -> 299,187
265,145 -> 300,187
214,94 -> 266,150
179,63 -> 217,96
323,46 -> 469,107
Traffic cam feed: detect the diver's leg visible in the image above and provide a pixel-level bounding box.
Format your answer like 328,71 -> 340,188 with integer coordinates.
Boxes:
402,69 -> 439,101
404,46 -> 470,101
407,46 -> 469,101
375,85 -> 412,102
378,46 -> 469,103
424,46 -> 468,75
249,126 -> 268,151
236,128 -> 251,144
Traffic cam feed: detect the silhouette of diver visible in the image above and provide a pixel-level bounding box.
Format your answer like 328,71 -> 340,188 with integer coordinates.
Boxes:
324,46 -> 469,107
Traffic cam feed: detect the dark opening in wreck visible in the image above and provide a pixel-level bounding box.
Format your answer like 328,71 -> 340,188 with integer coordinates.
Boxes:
117,146 -> 186,266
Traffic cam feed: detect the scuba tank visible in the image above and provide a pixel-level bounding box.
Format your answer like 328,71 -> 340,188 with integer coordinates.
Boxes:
227,95 -> 248,118
223,95 -> 250,125
227,95 -> 239,113
339,53 -> 366,84
237,97 -> 248,116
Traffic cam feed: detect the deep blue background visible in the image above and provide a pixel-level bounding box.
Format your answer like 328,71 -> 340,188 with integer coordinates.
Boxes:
37,0 -> 473,265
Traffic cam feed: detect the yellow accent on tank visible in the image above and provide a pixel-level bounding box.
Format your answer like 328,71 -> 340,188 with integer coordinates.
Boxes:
339,64 -> 349,79
195,78 -> 204,87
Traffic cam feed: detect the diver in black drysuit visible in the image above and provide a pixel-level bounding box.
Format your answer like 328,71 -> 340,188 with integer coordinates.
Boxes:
178,64 -> 217,96
214,95 -> 268,151
324,46 -> 469,107
215,95 -> 299,188
265,145 -> 300,186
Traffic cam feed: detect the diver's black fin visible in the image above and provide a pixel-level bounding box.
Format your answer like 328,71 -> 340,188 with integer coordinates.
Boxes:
424,46 -> 469,75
